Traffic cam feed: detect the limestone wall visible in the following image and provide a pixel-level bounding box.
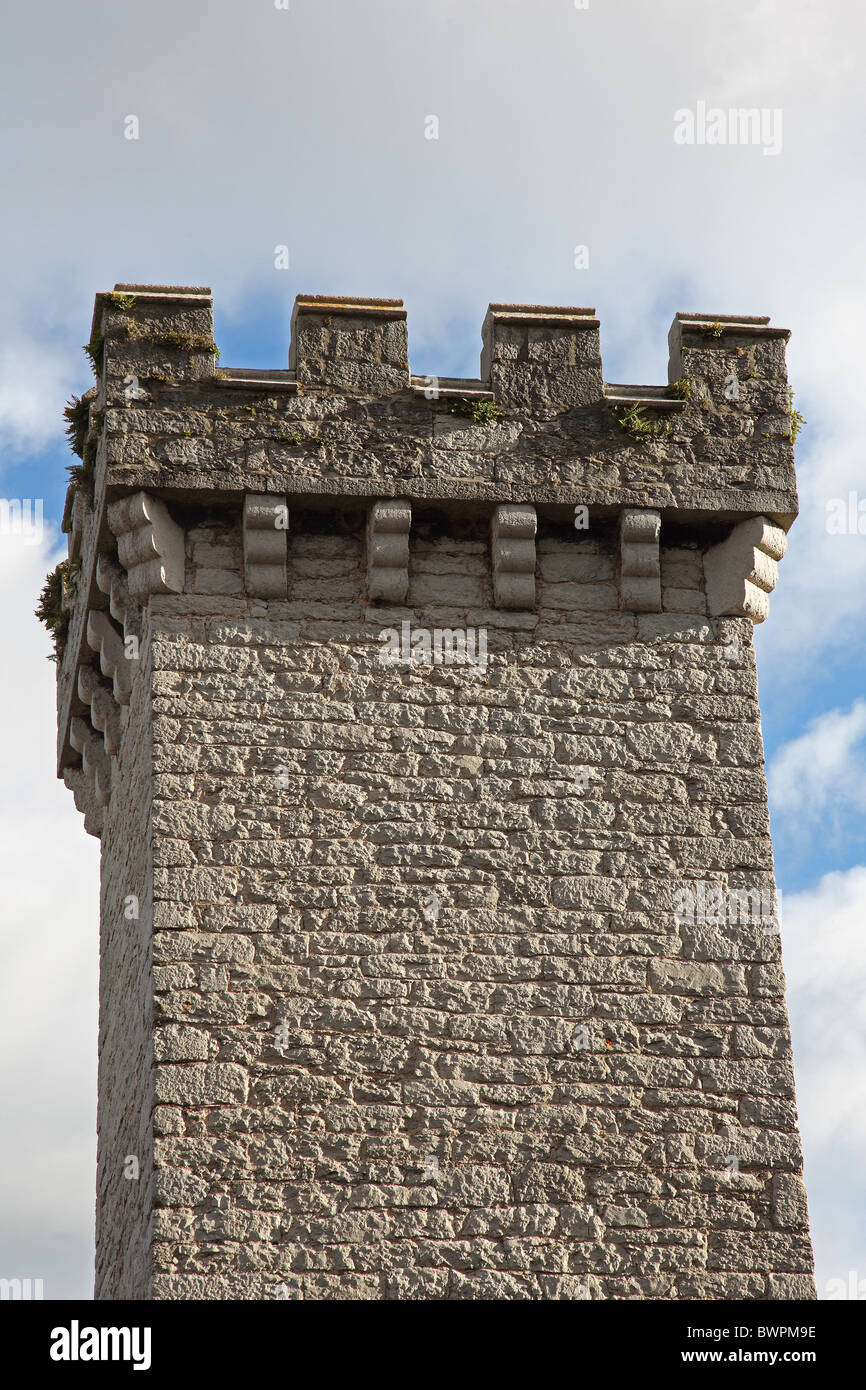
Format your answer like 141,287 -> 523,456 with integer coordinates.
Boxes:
52,285 -> 814,1300
138,518 -> 812,1299
95,622 -> 155,1299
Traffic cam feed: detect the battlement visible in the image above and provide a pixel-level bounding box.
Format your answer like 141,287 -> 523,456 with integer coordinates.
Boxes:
79,284 -> 795,514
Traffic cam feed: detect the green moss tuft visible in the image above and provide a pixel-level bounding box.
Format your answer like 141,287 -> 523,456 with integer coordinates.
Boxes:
666,378 -> 692,401
63,395 -> 90,457
446,397 -> 504,426
35,560 -> 80,661
83,331 -> 104,378
122,321 -> 219,357
612,403 -> 670,445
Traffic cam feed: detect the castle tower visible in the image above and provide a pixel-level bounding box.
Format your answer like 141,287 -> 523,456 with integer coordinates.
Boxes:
52,284 -> 815,1300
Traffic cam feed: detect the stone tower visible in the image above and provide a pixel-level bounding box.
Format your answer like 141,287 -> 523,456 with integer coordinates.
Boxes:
53,284 -> 815,1300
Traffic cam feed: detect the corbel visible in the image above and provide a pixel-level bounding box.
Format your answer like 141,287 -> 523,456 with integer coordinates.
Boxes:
704,516 -> 787,623
77,665 -> 123,757
491,504 -> 536,609
367,498 -> 411,603
106,492 -> 185,599
69,716 -> 112,806
619,509 -> 662,612
86,610 -> 134,705
243,494 -> 288,598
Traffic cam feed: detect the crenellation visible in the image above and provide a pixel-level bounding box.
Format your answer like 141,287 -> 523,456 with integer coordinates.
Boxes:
289,294 -> 409,394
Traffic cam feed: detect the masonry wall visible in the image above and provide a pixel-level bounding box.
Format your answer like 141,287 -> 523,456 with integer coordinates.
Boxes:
57,285 -> 812,1301
130,517 -> 815,1300
96,625 -> 155,1299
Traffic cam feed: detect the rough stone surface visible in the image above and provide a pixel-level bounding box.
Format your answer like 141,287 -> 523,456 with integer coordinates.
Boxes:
56,287 -> 813,1301
95,629 -> 154,1299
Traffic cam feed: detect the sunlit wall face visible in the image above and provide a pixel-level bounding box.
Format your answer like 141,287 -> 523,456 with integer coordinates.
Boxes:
1,0 -> 864,1302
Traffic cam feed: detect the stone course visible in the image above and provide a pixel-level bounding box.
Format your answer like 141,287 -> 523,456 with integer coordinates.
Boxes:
53,285 -> 814,1300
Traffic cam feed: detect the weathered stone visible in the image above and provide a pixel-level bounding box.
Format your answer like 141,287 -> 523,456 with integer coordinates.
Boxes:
242,494 -> 288,599
367,498 -> 411,603
619,509 -> 661,613
771,1172 -> 810,1230
53,284 -> 811,1302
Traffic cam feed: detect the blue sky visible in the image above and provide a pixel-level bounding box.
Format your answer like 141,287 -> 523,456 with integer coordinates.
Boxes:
1,0 -> 865,1300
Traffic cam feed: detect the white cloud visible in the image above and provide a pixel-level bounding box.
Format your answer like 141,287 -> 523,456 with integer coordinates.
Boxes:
0,337 -> 79,455
0,533 -> 99,1298
783,868 -> 866,1297
768,700 -> 866,825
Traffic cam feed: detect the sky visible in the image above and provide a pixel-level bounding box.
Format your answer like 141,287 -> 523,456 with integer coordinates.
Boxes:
1,0 -> 864,1300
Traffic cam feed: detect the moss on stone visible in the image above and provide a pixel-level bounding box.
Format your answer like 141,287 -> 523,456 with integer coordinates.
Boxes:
35,559 -> 79,661
446,397 -> 504,425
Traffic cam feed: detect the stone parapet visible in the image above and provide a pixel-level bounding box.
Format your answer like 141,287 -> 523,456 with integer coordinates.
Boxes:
56,285 -> 798,809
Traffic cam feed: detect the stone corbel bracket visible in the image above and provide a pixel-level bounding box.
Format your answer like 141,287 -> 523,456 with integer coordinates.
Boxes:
59,515 -> 162,831
86,609 -> 134,706
96,553 -> 132,628
620,509 -> 662,612
69,716 -> 111,807
106,492 -> 185,599
77,665 -> 123,756
492,504 -> 537,610
63,766 -> 104,838
243,494 -> 288,598
74,555 -> 140,781
96,551 -> 143,653
705,515 -> 787,623
367,498 -> 411,603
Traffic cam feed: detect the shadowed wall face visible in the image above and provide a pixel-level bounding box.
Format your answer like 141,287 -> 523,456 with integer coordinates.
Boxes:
95,634 -> 154,1300
58,287 -> 813,1300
